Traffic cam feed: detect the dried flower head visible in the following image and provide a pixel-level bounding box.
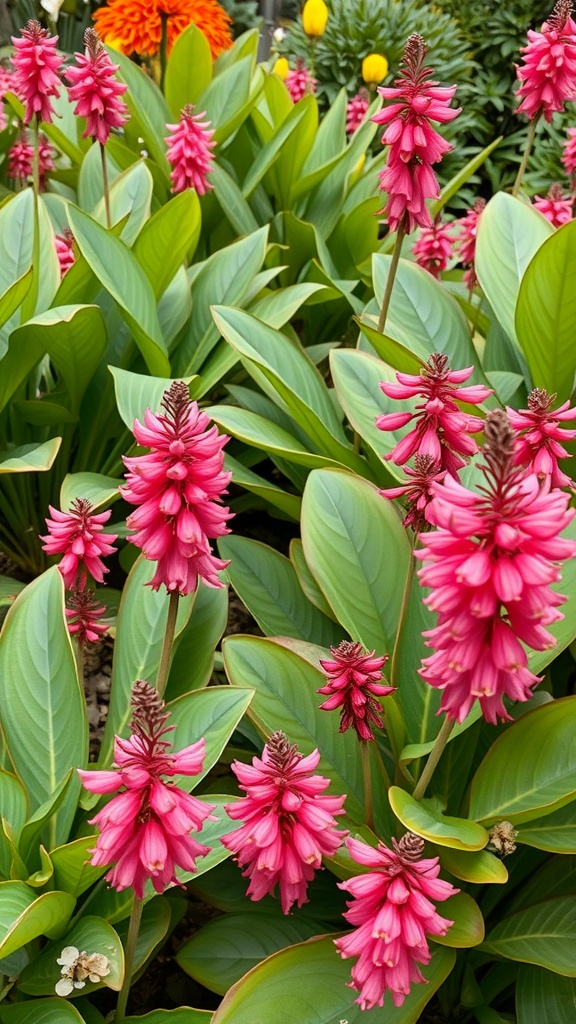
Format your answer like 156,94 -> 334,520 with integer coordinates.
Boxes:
55,946 -> 110,997
487,821 -> 519,858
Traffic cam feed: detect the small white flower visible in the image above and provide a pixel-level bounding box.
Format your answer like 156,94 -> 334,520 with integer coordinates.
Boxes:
272,27 -> 286,42
40,0 -> 66,21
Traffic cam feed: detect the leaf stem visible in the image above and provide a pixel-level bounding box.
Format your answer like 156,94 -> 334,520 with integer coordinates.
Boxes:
361,740 -> 374,831
512,115 -> 539,197
100,143 -> 112,229
377,219 -> 406,335
115,896 -> 143,1023
412,715 -> 455,802
156,590 -> 180,697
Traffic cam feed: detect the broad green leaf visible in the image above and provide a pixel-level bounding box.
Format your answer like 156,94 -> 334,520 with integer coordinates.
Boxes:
475,192 -> 553,348
167,582 -> 229,699
516,964 -> 576,1023
224,453 -> 301,521
515,220 -> 576,401
133,190 -> 201,299
274,96 -> 318,207
165,25 -> 213,116
110,49 -> 171,174
99,556 -> 194,764
93,161 -> 153,245
0,569 -> 87,846
243,95 -> 313,198
0,576 -> 25,607
249,283 -> 327,329
208,404 -> 345,471
211,934 -> 455,1024
0,771 -> 28,833
430,892 -> 484,948
390,569 -> 443,745
211,163 -> 259,235
18,915 -> 124,994
0,439 -> 61,475
0,269 -> 33,330
18,773 -> 74,864
67,206 -> 169,376
469,696 -> 576,825
0,998 -> 86,1023
438,847 -> 508,885
516,801 -> 576,853
481,896 -> 576,975
0,315 -> 46,415
51,836 -> 104,896
431,136 -> 503,215
177,911 -> 324,994
117,894 -> 171,974
0,882 -> 75,958
125,1012 -> 212,1023
289,539 -> 338,621
166,688 -> 254,789
218,536 -> 342,646
301,469 -> 411,654
201,57 -> 261,145
389,788 -> 489,851
77,143 -> 121,214
109,367 -> 196,430
0,191 -> 60,350
528,517 -> 576,674
355,317 -> 424,375
166,796 -> 237,884
60,473 -> 121,513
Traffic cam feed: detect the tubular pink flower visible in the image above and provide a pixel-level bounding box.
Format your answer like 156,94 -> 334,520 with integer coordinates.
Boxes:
121,381 -> 232,595
164,104 -> 215,195
380,453 -> 446,531
335,833 -> 457,1010
11,19 -> 62,125
455,198 -> 485,290
376,353 -> 493,476
371,34 -> 460,233
416,410 -> 576,724
78,680 -> 215,899
515,0 -> 576,123
533,182 -> 573,225
285,58 -> 317,102
54,229 -> 75,277
318,640 -> 394,741
507,387 -> 576,488
562,126 -> 576,176
221,731 -> 347,914
411,219 -> 455,278
65,28 -> 128,145
346,89 -> 370,134
41,498 -> 117,590
65,589 -> 108,645
8,130 -> 54,189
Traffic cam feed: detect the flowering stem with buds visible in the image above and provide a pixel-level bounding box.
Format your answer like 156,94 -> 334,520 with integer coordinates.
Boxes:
156,590 -> 180,697
377,220 -> 406,335
512,115 -> 540,197
412,715 -> 455,801
100,143 -> 112,229
115,896 -> 143,1023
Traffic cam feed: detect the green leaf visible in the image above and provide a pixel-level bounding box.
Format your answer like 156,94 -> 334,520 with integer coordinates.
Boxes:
0,313 -> 46,415
211,934 -> 455,1024
0,569 -> 87,847
356,317 -> 424,375
388,788 -> 489,851
289,539 -> 338,621
0,440 -> 61,475
18,915 -> 124,995
469,696 -> 576,826
67,206 -> 169,376
0,998 -> 86,1023
516,964 -> 576,1023
93,161 -> 153,246
0,771 -> 28,833
516,801 -> 576,853
133,191 -> 201,299
125,1011 -> 212,1023
437,847 -> 508,885
218,536 -> 342,646
109,367 -> 196,430
211,163 -> 259,235
0,882 -> 75,958
60,473 -> 121,513
165,25 -> 212,117
18,773 -> 74,864
0,269 -> 33,330
0,192 -> 59,349
431,136 -> 503,215
51,836 -> 105,896
301,469 -> 412,654
167,581 -> 229,699
243,101 -> 317,198
430,892 -> 484,948
224,454 -> 301,521
110,49 -> 171,175
208,405 -> 344,471
201,57 -> 261,146
249,283 -> 327,329
515,220 -> 576,401
481,896 -> 576,975
166,687 -> 255,789
475,192 -> 553,348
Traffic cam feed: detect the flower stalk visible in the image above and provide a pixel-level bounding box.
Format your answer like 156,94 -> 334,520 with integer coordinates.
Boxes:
512,114 -> 539,196
411,715 -> 455,801
377,219 -> 405,335
115,896 -> 143,1023
156,589 -> 180,697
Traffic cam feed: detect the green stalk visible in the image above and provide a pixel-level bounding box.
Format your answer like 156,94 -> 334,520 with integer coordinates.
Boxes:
159,13 -> 169,92
512,115 -> 539,197
115,897 -> 143,1023
361,741 -> 374,831
155,590 -> 180,697
377,219 -> 406,335
412,716 -> 455,802
100,143 -> 112,229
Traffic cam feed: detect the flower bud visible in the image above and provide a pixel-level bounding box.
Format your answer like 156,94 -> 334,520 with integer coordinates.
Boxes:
302,0 -> 328,38
362,52 -> 388,84
273,56 -> 289,80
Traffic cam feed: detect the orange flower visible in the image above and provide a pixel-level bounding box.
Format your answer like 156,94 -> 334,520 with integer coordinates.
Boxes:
93,0 -> 233,60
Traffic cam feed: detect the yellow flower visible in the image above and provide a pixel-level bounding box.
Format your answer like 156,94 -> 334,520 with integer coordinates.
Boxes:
362,53 -> 389,84
302,0 -> 328,38
273,56 -> 290,80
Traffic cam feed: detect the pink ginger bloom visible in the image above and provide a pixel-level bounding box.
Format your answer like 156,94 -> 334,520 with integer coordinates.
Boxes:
0,63 -> 14,98
456,197 -> 485,290
371,33 -> 460,233
335,833 -> 457,1010
285,59 -> 317,102
417,410 -> 576,724
121,381 -> 232,595
318,640 -> 394,741
562,125 -> 576,176
41,497 -> 118,590
8,130 -> 55,190
54,229 -> 75,277
79,680 -> 216,898
380,453 -> 446,531
507,387 -> 576,488
515,0 -> 576,123
65,27 -> 128,145
11,19 -> 61,125
376,353 -> 493,476
222,731 -> 347,914
411,219 -> 455,278
533,182 -> 573,225
66,589 -> 108,645
346,89 -> 370,134
164,105 -> 215,195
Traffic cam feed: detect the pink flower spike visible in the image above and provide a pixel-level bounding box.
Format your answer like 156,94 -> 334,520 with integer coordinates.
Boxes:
380,453 -> 446,531
318,640 -> 394,741
507,387 -> 576,488
122,381 -> 232,595
65,28 -> 128,146
515,0 -> 576,123
456,198 -> 485,290
222,731 -> 347,914
335,832 -> 458,1010
8,129 -> 54,190
346,89 -> 370,134
65,588 -> 108,645
79,680 -> 216,899
285,58 -> 317,103
54,229 -> 75,277
164,105 -> 215,195
41,498 -> 117,590
533,183 -> 573,226
562,126 -> 576,177
371,34 -> 460,233
11,19 -> 62,125
411,219 -> 455,278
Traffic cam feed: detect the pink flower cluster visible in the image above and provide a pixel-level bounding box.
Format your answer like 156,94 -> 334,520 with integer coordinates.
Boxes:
285,59 -> 317,102
165,105 -> 216,194
417,409 -> 576,723
318,640 -> 394,741
533,182 -> 573,226
507,387 -> 576,488
346,89 -> 369,134
11,19 -> 61,125
222,732 -> 347,914
335,833 -> 457,1010
516,0 -> 576,122
563,126 -> 576,176
381,453 -> 445,532
376,353 -> 492,476
372,34 -> 460,233
65,28 -> 128,145
41,498 -> 117,590
8,130 -> 54,190
455,198 -> 485,290
411,219 -> 455,278
79,680 -> 215,898
122,381 -> 232,595
54,230 -> 76,277
66,589 -> 108,645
